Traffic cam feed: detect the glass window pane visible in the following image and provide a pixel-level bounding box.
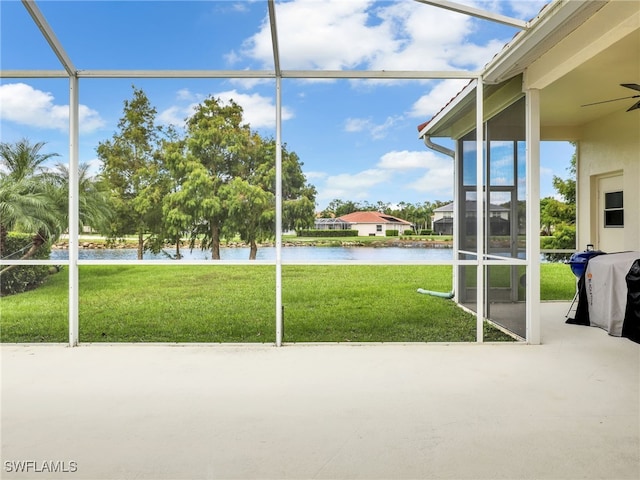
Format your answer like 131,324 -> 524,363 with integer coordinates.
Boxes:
462,140 -> 477,186
605,191 -> 623,209
489,141 -> 514,186
488,191 -> 511,255
604,210 -> 624,227
517,140 -> 527,259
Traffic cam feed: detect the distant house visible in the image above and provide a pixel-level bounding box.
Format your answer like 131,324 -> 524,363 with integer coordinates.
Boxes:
314,217 -> 351,231
432,202 -> 510,235
314,211 -> 412,236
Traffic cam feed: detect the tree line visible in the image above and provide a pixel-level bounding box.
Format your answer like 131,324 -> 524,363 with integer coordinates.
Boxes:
98,86 -> 317,260
1,86 -> 576,267
1,86 -> 318,263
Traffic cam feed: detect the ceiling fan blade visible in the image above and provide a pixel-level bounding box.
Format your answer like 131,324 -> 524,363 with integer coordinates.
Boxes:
621,83 -> 640,92
581,95 -> 640,107
626,100 -> 640,112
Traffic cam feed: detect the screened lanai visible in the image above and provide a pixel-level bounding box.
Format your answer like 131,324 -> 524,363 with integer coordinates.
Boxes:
0,0 -> 547,345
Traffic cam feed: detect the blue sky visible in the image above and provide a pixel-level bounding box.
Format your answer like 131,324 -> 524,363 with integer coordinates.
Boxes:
0,0 -> 574,210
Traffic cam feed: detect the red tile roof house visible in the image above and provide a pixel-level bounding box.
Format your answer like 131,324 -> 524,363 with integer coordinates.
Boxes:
336,211 -> 413,237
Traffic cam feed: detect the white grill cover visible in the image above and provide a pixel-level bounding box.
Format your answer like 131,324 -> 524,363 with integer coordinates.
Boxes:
585,251 -> 640,336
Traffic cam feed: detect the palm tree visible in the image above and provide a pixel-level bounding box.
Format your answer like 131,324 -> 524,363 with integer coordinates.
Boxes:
45,162 -> 113,235
0,139 -> 61,268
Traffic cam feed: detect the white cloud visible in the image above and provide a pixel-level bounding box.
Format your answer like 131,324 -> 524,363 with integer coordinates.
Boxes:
406,167 -> 454,197
315,150 -> 454,203
344,117 -> 371,133
0,83 -> 104,133
409,79 -> 470,119
379,150 -> 454,197
176,88 -> 201,102
157,89 -> 204,127
344,116 -> 401,140
318,168 -> 388,202
158,105 -> 195,127
304,170 -> 328,180
235,0 -> 507,74
377,150 -> 447,171
371,150 -> 454,197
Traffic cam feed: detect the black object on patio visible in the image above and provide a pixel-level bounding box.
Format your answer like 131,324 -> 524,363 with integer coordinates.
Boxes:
622,259 -> 640,343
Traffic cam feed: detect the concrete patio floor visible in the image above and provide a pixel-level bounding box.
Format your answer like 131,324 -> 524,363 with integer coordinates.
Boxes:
1,302 -> 639,480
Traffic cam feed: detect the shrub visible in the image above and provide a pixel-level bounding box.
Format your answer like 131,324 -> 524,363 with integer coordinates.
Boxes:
540,224 -> 576,250
403,230 -> 413,236
385,230 -> 399,237
420,229 -> 433,235
296,229 -> 359,237
1,232 -> 52,296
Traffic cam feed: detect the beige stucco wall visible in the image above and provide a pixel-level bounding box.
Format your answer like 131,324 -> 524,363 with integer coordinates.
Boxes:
577,109 -> 640,251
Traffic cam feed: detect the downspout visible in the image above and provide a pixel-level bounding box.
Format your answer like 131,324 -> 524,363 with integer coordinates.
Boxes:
418,135 -> 456,299
423,135 -> 454,158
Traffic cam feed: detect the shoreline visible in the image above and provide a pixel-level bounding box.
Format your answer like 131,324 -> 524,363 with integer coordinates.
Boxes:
52,239 -> 454,250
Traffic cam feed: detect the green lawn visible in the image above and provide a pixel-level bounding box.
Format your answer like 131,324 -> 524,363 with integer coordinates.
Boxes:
1,264 -> 575,343
540,262 -> 577,300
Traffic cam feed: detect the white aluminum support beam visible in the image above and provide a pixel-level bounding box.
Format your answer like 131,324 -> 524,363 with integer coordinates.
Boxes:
269,0 -> 283,347
26,70 -> 478,80
452,139 -> 460,303
268,0 -> 281,77
525,88 -> 541,345
74,70 -> 276,79
0,69 -> 479,80
283,70 -> 478,79
275,75 -> 283,347
413,0 -> 528,29
0,70 -> 68,78
68,75 -> 79,346
475,78 -> 484,343
21,0 -> 76,75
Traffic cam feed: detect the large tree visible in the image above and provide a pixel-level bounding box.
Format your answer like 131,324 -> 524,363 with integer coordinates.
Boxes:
97,86 -> 166,259
223,134 -> 316,259
165,96 -> 250,260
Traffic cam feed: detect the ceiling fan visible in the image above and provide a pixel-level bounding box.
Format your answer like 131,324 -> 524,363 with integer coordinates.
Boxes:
581,83 -> 640,112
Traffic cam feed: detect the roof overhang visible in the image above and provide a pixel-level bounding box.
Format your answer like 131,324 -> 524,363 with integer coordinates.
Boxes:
418,0 -> 639,141
418,76 -> 523,139
482,0 -> 607,85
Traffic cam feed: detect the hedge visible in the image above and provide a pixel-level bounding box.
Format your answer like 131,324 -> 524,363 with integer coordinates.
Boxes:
1,232 -> 52,296
296,229 -> 359,237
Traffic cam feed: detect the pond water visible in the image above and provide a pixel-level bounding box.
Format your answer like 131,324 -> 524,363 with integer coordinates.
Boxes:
50,245 -> 454,262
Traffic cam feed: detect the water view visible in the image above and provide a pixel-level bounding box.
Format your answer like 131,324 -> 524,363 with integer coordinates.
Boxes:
50,245 -> 454,262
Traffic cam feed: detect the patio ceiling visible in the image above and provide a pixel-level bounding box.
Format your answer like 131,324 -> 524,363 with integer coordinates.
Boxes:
538,27 -> 640,130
